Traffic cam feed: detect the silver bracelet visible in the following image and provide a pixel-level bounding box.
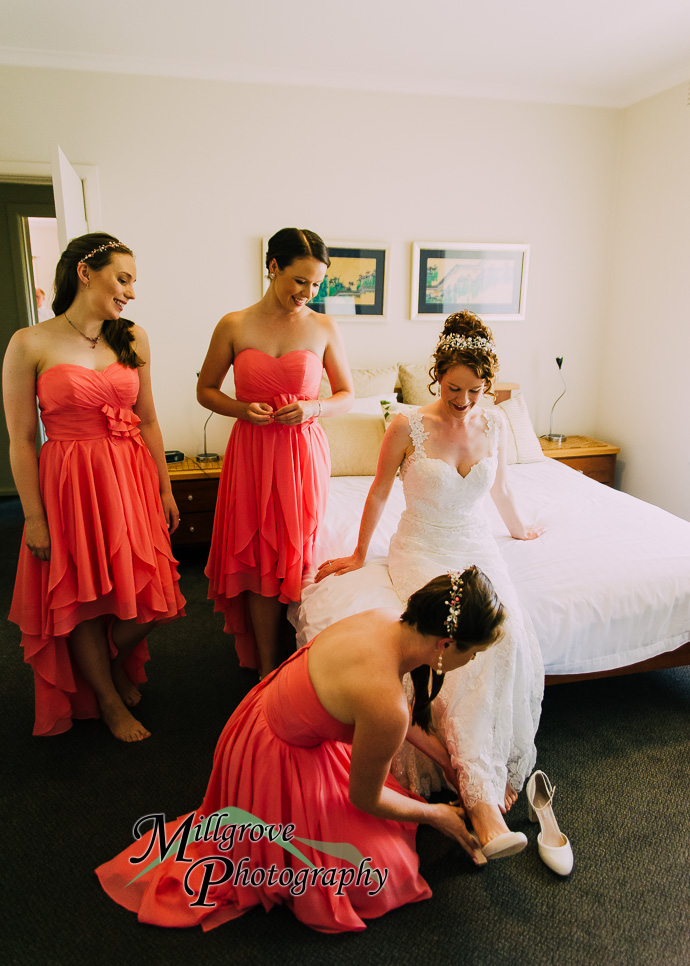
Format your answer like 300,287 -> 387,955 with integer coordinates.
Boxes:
317,399 -> 322,418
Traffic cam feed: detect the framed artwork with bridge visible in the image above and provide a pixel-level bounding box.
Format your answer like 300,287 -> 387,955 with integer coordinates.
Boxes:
411,242 -> 530,321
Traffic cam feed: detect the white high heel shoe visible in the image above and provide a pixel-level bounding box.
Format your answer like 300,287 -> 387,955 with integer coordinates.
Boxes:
526,770 -> 574,876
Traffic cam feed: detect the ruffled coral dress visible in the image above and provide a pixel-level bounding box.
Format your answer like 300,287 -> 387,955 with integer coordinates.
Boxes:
95,643 -> 431,933
206,349 -> 330,668
9,363 -> 185,736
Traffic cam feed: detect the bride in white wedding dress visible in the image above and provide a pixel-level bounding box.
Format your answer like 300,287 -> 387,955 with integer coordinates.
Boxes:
314,312 -> 545,857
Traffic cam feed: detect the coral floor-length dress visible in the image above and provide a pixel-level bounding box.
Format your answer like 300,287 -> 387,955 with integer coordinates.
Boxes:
205,349 -> 330,668
95,644 -> 431,933
9,363 -> 185,736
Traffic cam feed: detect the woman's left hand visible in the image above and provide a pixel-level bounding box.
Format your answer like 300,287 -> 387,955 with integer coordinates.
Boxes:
513,524 -> 545,540
272,400 -> 319,425
161,491 -> 180,533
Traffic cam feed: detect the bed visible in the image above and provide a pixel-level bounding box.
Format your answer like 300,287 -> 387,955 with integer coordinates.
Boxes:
289,365 -> 690,683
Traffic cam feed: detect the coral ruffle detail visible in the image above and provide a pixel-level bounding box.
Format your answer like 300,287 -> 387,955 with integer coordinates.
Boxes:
9,363 -> 185,736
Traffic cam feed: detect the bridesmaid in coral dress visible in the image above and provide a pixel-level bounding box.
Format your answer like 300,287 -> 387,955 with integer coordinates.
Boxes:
198,228 -> 353,678
96,570 -> 504,932
3,232 -> 185,742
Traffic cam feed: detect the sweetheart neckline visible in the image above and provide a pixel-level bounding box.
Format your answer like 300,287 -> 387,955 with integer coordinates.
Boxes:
38,362 -> 122,380
411,453 -> 495,480
234,348 -> 322,363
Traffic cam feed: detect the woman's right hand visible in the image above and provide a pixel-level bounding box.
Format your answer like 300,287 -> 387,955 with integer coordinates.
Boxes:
314,552 -> 365,582
25,518 -> 51,562
429,803 -> 486,865
244,402 -> 274,425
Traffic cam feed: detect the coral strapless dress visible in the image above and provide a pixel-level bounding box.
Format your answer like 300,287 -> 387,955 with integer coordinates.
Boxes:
9,363 -> 185,736
95,644 -> 431,933
205,349 -> 330,668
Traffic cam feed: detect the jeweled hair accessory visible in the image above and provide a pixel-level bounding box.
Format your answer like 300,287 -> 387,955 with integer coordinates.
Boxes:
436,333 -> 496,357
444,571 -> 464,636
80,241 -> 126,263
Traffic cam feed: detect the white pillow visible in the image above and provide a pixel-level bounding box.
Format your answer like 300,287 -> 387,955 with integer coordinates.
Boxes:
381,399 -> 419,427
496,391 -> 545,464
350,393 -> 398,415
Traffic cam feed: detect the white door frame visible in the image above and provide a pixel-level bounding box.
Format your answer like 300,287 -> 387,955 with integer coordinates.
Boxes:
0,160 -> 102,231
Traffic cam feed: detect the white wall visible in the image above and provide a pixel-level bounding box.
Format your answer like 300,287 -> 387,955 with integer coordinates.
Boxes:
1,65 -> 621,460
597,83 -> 690,520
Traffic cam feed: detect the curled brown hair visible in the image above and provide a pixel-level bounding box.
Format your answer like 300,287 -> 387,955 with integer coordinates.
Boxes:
401,566 -> 505,732
428,310 -> 499,398
52,232 -> 143,369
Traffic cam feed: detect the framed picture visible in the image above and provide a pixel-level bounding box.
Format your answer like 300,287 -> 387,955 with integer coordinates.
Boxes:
262,240 -> 387,319
411,242 -> 530,321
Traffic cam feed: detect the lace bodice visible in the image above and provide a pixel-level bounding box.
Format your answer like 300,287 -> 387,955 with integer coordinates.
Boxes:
399,408 -> 500,530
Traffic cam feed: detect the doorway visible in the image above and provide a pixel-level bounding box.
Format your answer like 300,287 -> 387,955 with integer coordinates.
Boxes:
0,181 -> 57,495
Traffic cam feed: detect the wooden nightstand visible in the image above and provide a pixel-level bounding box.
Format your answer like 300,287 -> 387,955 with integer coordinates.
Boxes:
539,436 -> 620,486
167,457 -> 223,545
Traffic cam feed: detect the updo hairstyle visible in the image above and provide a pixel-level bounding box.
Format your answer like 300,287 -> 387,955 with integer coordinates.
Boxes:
429,310 -> 500,398
402,565 -> 505,732
52,232 -> 143,369
265,228 -> 330,273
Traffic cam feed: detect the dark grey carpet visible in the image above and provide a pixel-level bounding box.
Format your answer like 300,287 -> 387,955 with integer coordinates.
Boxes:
1,496 -> 688,966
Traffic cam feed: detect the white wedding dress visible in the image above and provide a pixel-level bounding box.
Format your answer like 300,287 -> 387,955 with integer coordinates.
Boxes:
388,409 -> 544,807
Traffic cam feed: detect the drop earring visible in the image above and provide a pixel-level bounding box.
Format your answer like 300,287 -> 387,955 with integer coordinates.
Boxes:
436,651 -> 444,676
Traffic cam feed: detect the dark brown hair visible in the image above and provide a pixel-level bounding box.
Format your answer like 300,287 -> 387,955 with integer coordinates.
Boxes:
401,566 -> 505,732
265,228 -> 330,272
52,232 -> 143,369
429,310 -> 499,398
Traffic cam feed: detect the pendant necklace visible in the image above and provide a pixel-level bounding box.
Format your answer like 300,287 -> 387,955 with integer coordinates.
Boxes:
64,313 -> 101,349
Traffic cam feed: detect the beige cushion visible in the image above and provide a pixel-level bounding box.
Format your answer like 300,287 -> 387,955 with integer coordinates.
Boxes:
397,361 -> 435,405
320,364 -> 399,399
496,391 -> 545,464
319,413 -> 385,476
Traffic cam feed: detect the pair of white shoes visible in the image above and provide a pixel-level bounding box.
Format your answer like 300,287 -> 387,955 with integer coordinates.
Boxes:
479,770 -> 574,875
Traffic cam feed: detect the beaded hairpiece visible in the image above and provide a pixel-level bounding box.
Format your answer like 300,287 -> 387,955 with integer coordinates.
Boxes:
436,333 -> 496,357
80,241 -> 127,263
444,571 -> 464,636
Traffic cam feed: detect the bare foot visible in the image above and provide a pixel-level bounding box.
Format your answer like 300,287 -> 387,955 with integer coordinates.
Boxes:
467,801 -> 512,848
503,783 -> 519,813
111,662 -> 142,707
101,698 -> 150,742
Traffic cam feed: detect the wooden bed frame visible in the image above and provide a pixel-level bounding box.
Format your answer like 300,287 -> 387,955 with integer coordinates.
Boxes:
545,640 -> 690,685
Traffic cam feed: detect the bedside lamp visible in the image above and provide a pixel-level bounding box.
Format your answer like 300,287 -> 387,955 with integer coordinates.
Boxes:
196,412 -> 220,463
195,370 -> 219,463
544,356 -> 567,443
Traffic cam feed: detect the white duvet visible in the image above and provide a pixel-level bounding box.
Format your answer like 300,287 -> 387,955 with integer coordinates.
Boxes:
290,459 -> 690,676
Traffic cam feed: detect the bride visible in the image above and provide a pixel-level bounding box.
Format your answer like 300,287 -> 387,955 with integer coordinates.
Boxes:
313,311 -> 545,858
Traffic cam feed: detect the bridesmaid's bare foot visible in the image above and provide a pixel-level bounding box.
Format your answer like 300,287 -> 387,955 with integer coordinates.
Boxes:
467,801 -> 511,847
503,783 -> 519,813
111,662 -> 142,707
101,698 -> 150,742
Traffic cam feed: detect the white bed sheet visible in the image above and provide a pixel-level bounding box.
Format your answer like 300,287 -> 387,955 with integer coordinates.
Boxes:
291,459 -> 690,675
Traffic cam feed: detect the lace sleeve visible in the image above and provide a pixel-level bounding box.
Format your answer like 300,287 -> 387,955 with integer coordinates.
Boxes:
482,408 -> 502,455
407,410 -> 429,456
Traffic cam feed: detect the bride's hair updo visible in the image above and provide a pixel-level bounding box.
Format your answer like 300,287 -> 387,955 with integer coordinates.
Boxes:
429,310 -> 499,397
401,566 -> 505,732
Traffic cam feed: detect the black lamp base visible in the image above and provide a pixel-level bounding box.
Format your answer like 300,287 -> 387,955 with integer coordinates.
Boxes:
196,452 -> 220,462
